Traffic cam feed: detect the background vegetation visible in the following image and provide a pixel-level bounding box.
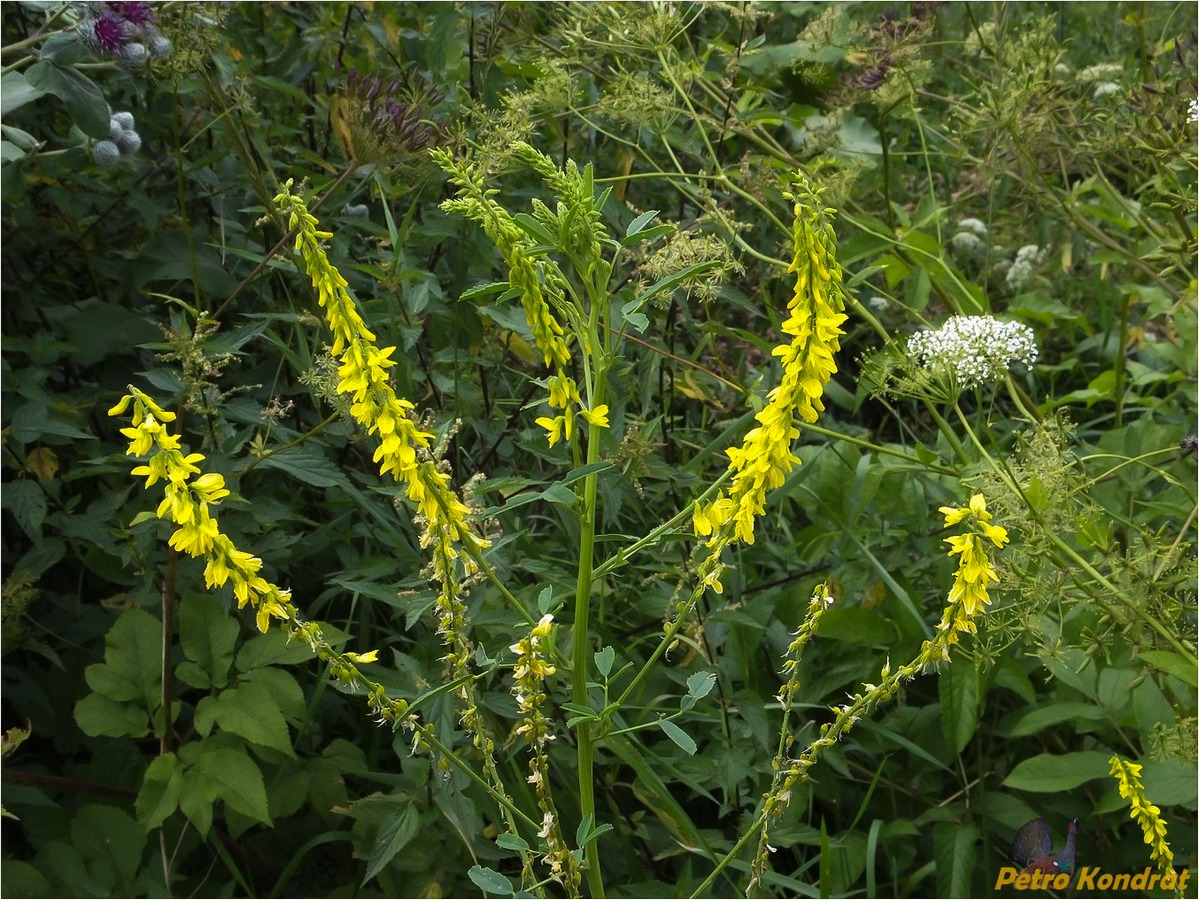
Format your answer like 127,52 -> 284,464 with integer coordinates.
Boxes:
1,2 -> 1195,897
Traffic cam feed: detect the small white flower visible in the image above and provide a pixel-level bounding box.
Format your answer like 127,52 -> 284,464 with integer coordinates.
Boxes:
1188,99 -> 1197,124
907,315 -> 1038,389
1004,244 -> 1043,292
1077,63 -> 1122,83
538,812 -> 555,838
950,231 -> 983,256
868,295 -> 889,311
957,218 -> 989,237
1093,81 -> 1119,100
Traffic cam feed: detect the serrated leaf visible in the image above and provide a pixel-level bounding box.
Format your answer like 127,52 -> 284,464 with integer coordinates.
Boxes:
594,646 -> 615,678
1137,650 -> 1199,688
933,820 -> 978,898
136,754 -> 181,831
259,446 -> 351,488
939,661 -> 979,756
2,480 -> 46,541
362,802 -> 420,885
194,682 -> 294,757
468,865 -> 514,895
72,805 -> 145,892
195,748 -> 271,826
74,692 -> 149,738
685,671 -> 717,702
178,595 -> 238,689
657,719 -> 697,755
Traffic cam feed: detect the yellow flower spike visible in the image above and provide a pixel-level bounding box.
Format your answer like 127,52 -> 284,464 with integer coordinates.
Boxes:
1109,754 -> 1175,873
579,405 -> 609,428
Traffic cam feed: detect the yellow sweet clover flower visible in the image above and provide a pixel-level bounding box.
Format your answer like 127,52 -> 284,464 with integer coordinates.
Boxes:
923,493 -> 1008,661
274,181 -> 488,568
433,149 -> 611,450
694,173 -> 847,548
1109,754 -> 1175,873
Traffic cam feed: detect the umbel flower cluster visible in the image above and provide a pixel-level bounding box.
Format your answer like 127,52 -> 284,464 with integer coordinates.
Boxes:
907,315 -> 1037,389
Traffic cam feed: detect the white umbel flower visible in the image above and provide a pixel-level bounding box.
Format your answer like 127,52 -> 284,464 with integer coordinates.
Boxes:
907,316 -> 1038,389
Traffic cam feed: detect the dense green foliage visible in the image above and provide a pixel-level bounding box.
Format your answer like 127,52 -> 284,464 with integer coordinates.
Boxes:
2,3 -> 1196,898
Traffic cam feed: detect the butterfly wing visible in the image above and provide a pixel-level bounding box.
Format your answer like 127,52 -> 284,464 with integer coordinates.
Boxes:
1009,818 -> 1054,867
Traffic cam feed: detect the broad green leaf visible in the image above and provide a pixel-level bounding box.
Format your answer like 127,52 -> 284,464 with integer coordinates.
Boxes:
73,692 -> 149,739
243,667 -> 307,723
1002,751 -> 1112,792
1,480 -> 46,541
1137,650 -> 1198,688
23,61 -> 109,138
193,682 -> 294,757
939,661 -> 980,756
72,806 -> 145,892
934,820 -> 978,898
84,609 -> 162,706
136,754 -> 182,831
496,833 -> 530,852
195,748 -> 271,826
594,645 -> 615,678
657,719 -> 697,755
1004,702 -> 1105,737
362,802 -> 420,885
259,446 -> 351,488
681,671 -> 717,711
1140,758 -> 1199,810
236,628 -> 318,671
468,865 -> 513,895
178,594 -> 238,689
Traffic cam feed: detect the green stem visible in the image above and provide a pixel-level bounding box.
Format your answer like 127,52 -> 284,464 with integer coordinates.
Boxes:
573,292 -> 608,898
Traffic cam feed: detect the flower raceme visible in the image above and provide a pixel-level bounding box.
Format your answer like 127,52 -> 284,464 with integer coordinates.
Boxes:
694,173 -> 848,547
273,181 -> 488,574
928,493 -> 1008,656
1109,755 -> 1175,873
109,388 -> 294,634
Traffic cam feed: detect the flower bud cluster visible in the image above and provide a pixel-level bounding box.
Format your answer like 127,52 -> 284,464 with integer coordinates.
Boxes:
92,110 -> 142,166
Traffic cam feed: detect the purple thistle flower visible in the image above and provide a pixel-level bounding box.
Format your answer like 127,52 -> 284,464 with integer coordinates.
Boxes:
107,1 -> 154,28
89,11 -> 131,53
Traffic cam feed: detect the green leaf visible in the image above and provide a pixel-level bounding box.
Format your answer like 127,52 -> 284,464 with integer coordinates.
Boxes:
467,865 -> 513,896
193,682 -> 294,757
1002,751 -> 1112,792
624,209 -> 661,238
459,280 -> 513,301
243,667 -> 307,723
657,719 -> 697,755
511,213 -> 555,246
1137,650 -> 1199,688
0,72 -> 47,116
362,802 -> 420,886
933,820 -> 978,898
620,223 -> 674,246
681,671 -> 717,710
496,833 -> 530,852
1140,758 -> 1199,810
594,645 -> 615,678
626,260 -> 722,311
259,446 -> 351,489
178,594 -> 238,689
23,61 -> 109,139
1,480 -> 46,541
939,661 -> 980,756
195,748 -> 271,826
136,754 -> 182,831
74,692 -> 149,739
72,805 -> 146,893
620,299 -> 649,333
1004,702 -> 1106,737
84,609 -> 162,706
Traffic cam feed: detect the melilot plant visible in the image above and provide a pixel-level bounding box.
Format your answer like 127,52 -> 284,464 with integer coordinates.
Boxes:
103,143 -> 1020,898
